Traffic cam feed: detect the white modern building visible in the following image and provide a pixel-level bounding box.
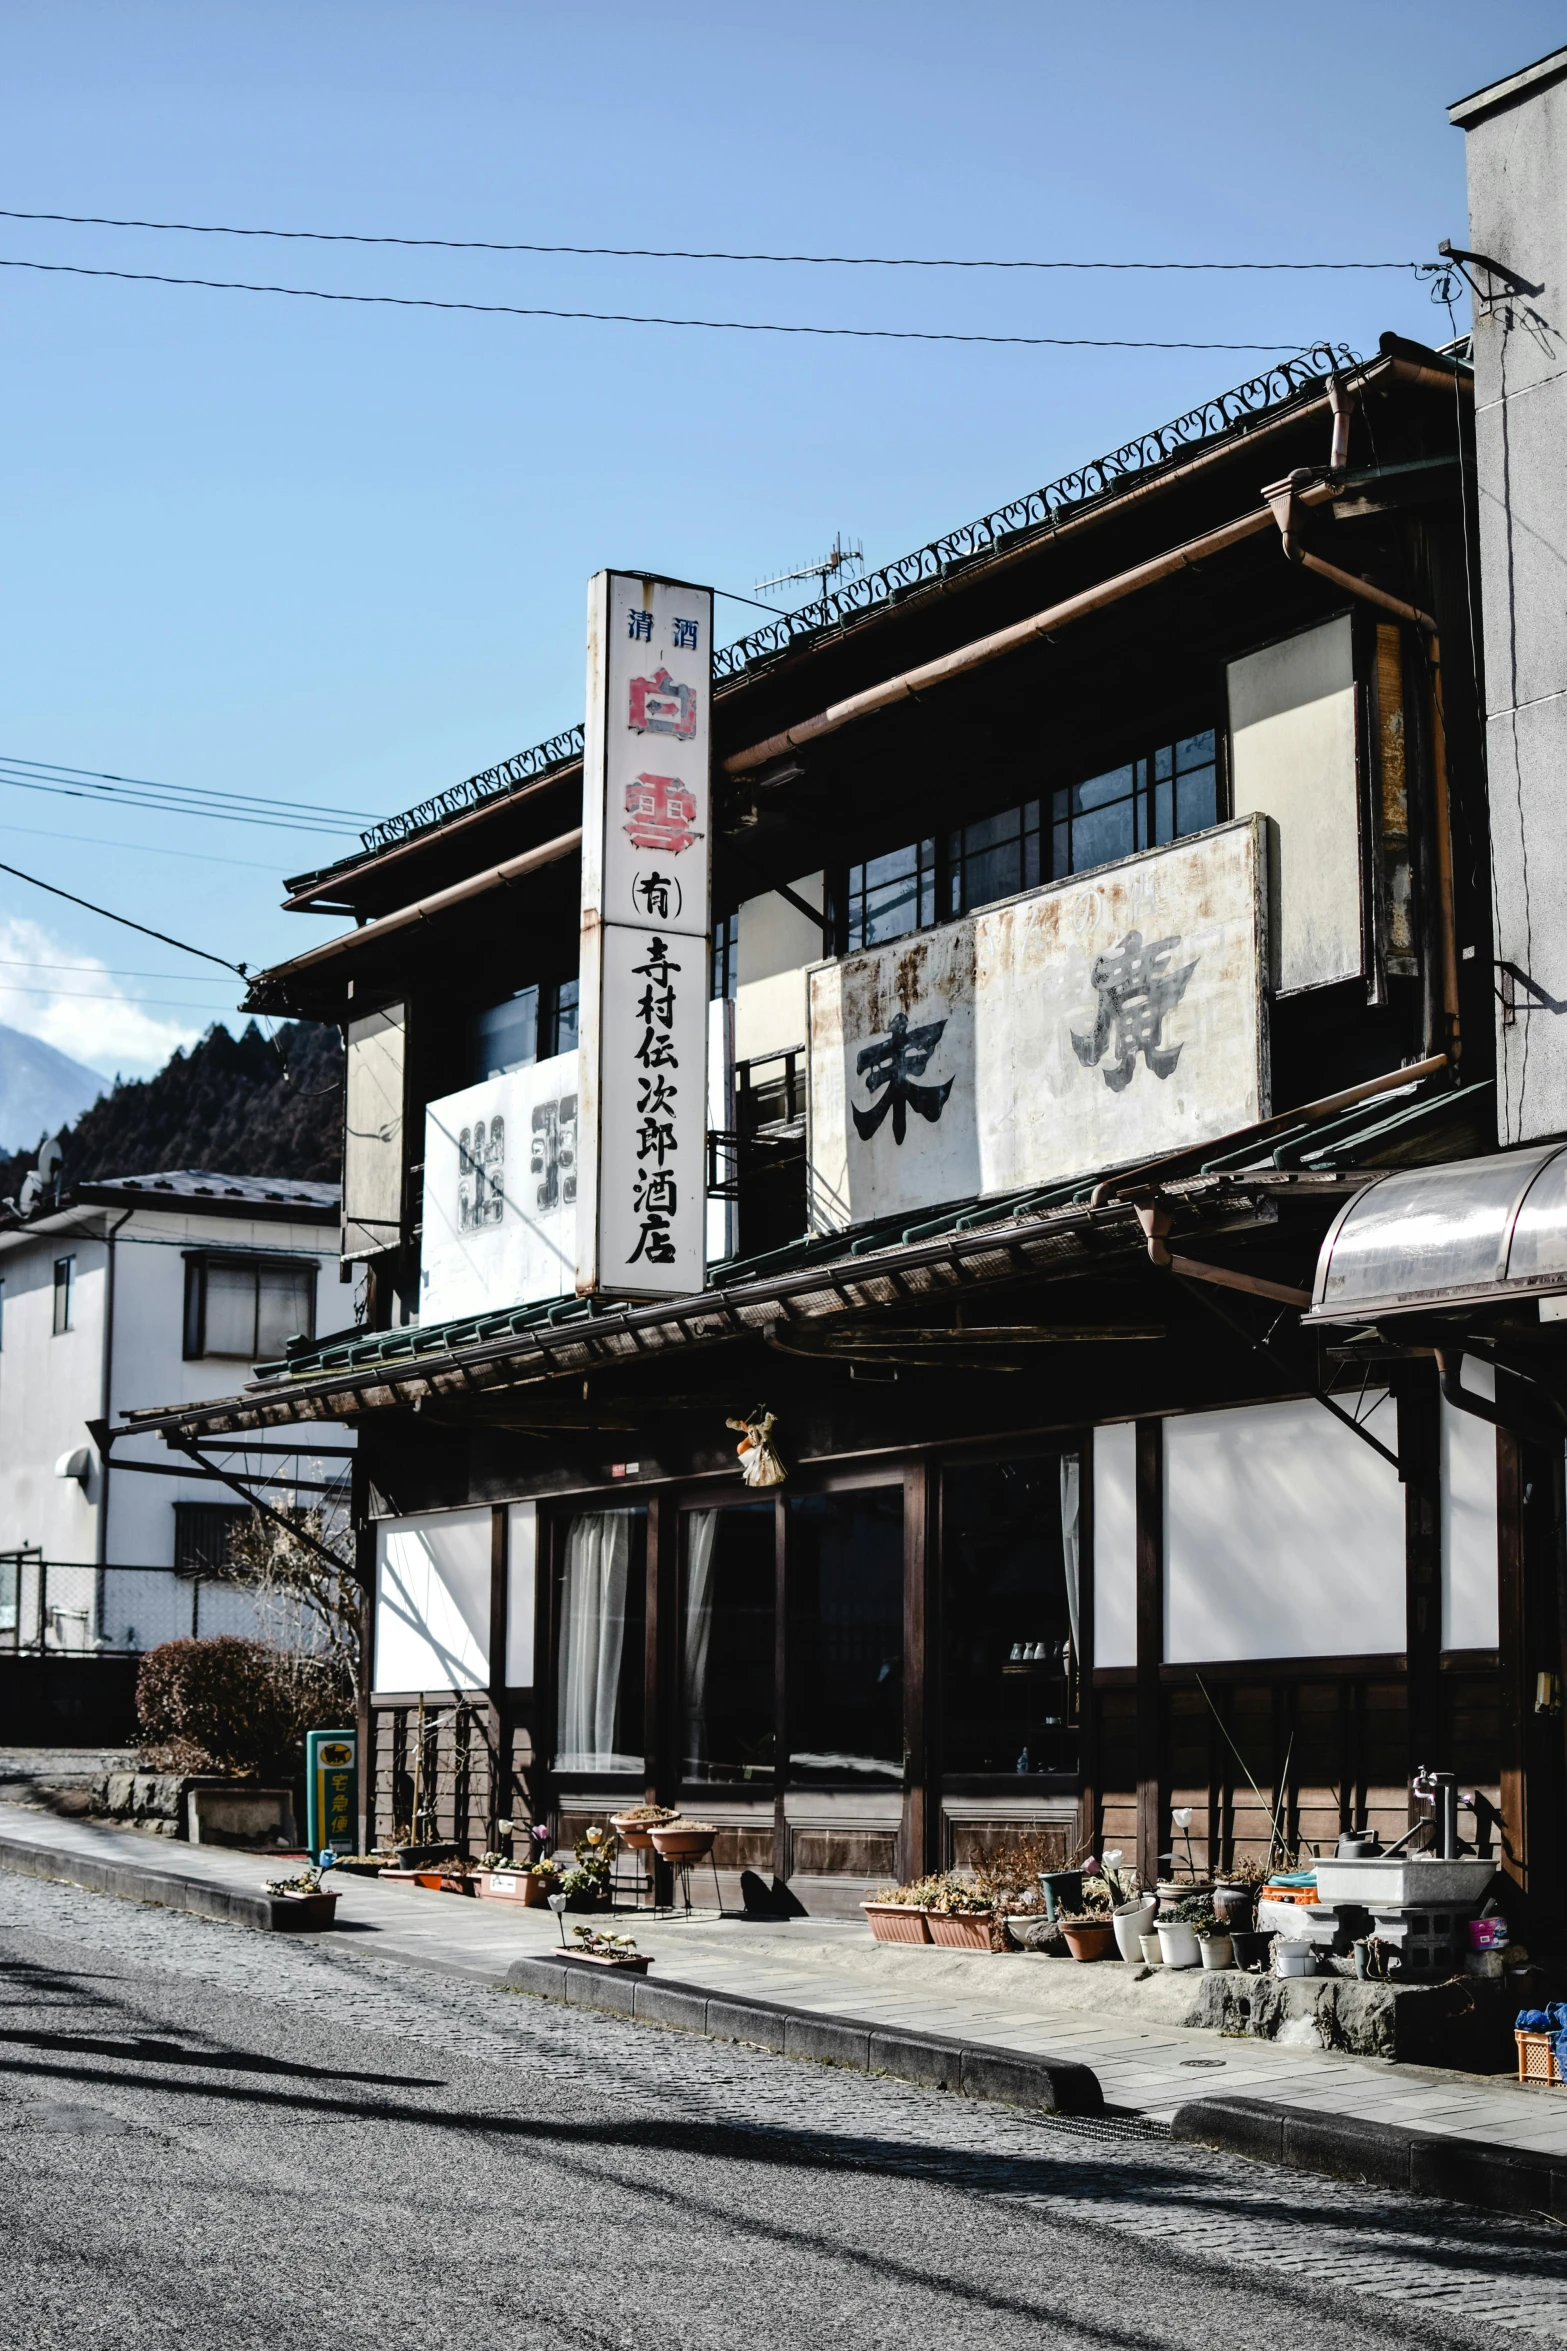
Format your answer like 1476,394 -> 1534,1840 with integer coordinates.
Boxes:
0,1169 -> 356,1656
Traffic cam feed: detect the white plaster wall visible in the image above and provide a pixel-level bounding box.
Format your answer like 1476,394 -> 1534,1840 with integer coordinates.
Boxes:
1441,1358 -> 1500,1651
735,872 -> 824,1063
1228,615 -> 1361,996
0,1233 -> 106,1564
1092,1422 -> 1138,1669
419,1054 -> 578,1323
1164,1395 -> 1405,1663
1460,68 -> 1567,1140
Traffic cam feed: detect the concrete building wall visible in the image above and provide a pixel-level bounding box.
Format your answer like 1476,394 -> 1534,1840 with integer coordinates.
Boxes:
1453,49 -> 1567,1141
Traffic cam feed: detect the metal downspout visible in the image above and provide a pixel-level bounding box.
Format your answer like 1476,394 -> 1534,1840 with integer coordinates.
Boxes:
95,1211 -> 134,1637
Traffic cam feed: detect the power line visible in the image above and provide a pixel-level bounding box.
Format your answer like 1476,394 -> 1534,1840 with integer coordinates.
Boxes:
0,854 -> 248,976
0,955 -> 235,980
0,817 -> 307,873
0,207 -> 1421,272
0,753 -> 375,834
0,257 -> 1312,351
0,980 -> 236,1011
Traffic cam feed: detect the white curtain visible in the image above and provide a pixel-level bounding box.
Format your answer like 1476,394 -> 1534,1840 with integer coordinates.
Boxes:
556,1512 -> 635,1771
1059,1456 -> 1082,1663
682,1511 -> 719,1766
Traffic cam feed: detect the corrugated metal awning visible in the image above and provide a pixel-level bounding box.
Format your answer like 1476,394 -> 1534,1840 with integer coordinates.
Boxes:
1307,1142 -> 1567,1322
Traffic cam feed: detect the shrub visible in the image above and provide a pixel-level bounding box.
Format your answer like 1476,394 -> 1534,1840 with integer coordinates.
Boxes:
136,1637 -> 351,1776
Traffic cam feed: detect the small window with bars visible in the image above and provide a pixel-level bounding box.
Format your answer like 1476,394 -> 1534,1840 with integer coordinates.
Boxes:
173,1502 -> 247,1575
183,1255 -> 317,1362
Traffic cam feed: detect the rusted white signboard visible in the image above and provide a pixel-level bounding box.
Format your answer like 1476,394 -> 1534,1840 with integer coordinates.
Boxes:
577,570 -> 713,1296
808,816 -> 1268,1231
420,1054 -> 579,1323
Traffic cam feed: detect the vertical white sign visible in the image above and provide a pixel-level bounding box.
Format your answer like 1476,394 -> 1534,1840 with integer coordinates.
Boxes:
578,570 -> 713,1297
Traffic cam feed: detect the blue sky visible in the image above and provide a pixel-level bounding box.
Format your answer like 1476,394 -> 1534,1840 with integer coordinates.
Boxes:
0,3 -> 1557,1078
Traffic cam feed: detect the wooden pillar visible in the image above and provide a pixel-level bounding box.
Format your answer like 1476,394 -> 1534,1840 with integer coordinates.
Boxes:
774,1495 -> 791,1888
1400,1363 -> 1441,1810
901,1460 -> 937,1884
486,1504 -> 508,1848
1077,1432 -> 1099,1859
352,1451 -> 376,1855
1134,1420 -> 1165,1892
1497,1424 -> 1530,1901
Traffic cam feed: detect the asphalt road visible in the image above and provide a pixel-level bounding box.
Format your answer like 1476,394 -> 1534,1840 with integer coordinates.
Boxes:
2,1872 -> 1565,2351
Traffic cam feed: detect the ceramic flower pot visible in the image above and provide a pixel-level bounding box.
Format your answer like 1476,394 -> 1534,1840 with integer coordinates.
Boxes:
1157,1920 -> 1201,1970
1061,1920 -> 1115,1963
862,1902 -> 932,1944
649,1825 -> 716,1862
1138,1933 -> 1164,1966
1211,1882 -> 1253,1926
1113,1898 -> 1157,1961
926,1909 -> 994,1950
1198,1933 -> 1233,1971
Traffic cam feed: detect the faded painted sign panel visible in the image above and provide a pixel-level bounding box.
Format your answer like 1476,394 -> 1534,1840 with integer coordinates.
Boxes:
808,817 -> 1268,1231
420,1053 -> 579,1323
577,570 -> 712,1298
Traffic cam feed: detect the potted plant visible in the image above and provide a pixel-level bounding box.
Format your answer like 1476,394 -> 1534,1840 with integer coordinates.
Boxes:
1156,1895 -> 1208,1969
862,1880 -> 934,1943
262,1865 -> 339,1931
610,1803 -> 681,1852
566,1924 -> 652,1973
648,1818 -> 717,1863
1198,1922 -> 1233,1971
476,1851 -> 558,1906
922,1873 -> 995,1950
559,1825 -> 617,1911
1058,1911 -> 1116,1962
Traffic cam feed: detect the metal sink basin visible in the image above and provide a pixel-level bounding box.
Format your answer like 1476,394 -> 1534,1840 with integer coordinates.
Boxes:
1311,1855 -> 1498,1907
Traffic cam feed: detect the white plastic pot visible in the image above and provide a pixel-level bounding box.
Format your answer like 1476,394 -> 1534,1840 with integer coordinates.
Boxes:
1199,1933 -> 1233,1971
1274,1943 -> 1317,1978
1113,1898 -> 1157,1961
1157,1920 -> 1201,1970
1138,1933 -> 1164,1966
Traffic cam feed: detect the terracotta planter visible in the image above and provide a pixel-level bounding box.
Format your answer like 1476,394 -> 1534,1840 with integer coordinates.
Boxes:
478,1870 -> 548,1906
862,1902 -> 932,1945
649,1825 -> 716,1862
267,1891 -> 339,1932
1113,1898 -> 1157,1961
611,1812 -> 675,1851
926,1909 -> 994,1950
1061,1920 -> 1115,1963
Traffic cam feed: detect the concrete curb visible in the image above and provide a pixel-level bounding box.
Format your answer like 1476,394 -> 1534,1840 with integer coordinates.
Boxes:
1172,2094 -> 1567,2220
0,1829 -> 325,1934
505,1952 -> 1104,2116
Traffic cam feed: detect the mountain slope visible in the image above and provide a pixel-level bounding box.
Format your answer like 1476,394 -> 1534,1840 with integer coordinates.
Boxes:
0,1020 -> 343,1199
0,1023 -> 108,1153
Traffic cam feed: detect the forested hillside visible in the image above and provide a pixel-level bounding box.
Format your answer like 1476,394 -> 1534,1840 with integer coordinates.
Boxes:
0,1020 -> 343,1202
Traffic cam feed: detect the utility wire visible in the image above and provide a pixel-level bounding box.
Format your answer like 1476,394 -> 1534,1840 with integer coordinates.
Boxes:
0,753 -> 375,831
0,854 -> 248,976
0,257 -> 1311,350
0,208 -> 1421,272
0,818 -> 302,873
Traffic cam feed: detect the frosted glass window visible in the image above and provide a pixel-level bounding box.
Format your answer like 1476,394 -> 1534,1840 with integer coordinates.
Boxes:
373,1510 -> 491,1693
204,1262 -> 257,1356
1093,1423 -> 1138,1668
1442,1361 -> 1499,1650
505,1502 -> 537,1687
1165,1396 -> 1404,1663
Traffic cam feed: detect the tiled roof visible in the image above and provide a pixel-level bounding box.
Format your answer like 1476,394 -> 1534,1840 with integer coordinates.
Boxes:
79,1170 -> 341,1212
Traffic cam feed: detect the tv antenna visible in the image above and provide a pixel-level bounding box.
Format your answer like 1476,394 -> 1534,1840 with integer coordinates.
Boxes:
754,530 -> 864,608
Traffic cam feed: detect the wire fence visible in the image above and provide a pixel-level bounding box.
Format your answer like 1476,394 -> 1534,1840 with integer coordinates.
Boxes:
0,1553 -> 338,1657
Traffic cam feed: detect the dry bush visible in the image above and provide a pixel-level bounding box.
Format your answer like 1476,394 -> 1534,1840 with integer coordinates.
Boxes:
137,1636 -> 351,1776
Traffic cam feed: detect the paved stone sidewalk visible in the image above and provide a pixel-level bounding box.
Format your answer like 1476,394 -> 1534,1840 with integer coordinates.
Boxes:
3,1800 -> 1561,2152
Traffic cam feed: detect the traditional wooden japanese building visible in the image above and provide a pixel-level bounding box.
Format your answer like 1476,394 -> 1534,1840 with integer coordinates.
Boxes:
122,327 -> 1567,1931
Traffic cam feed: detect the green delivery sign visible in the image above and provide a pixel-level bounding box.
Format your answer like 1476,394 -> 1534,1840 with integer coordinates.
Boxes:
306,1729 -> 357,1858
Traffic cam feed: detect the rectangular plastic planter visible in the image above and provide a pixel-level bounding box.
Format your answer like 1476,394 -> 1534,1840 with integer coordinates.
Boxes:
926,1911 -> 994,1951
862,1902 -> 932,1944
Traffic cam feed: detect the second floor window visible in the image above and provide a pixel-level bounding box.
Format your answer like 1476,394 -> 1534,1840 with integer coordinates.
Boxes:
52,1256 -> 73,1335
710,910 -> 739,1000
471,978 -> 580,1083
845,839 -> 937,953
1050,731 -> 1219,879
184,1255 -> 317,1361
